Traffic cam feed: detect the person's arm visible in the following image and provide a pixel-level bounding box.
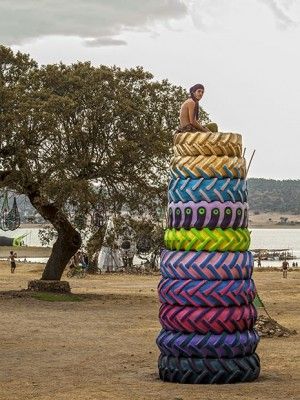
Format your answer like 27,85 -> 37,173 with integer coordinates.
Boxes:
187,101 -> 210,132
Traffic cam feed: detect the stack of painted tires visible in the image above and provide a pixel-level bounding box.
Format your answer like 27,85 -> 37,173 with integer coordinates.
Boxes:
157,132 -> 260,384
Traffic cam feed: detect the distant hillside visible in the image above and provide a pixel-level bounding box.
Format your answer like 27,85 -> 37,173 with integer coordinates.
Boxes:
248,178 -> 300,214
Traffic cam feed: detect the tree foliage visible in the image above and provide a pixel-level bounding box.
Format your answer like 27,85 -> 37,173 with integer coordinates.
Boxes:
0,45 -> 211,280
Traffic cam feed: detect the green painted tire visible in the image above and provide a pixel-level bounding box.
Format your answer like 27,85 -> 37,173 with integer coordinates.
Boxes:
164,227 -> 250,252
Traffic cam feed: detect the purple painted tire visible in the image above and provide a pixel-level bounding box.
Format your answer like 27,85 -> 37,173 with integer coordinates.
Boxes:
160,250 -> 254,280
158,278 -> 256,307
168,201 -> 248,229
156,329 -> 260,358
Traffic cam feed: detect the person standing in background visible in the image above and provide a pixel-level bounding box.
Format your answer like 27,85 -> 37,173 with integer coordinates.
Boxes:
9,250 -> 17,273
282,259 -> 289,278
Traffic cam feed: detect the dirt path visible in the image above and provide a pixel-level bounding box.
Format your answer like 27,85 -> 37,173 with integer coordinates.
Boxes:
0,263 -> 299,400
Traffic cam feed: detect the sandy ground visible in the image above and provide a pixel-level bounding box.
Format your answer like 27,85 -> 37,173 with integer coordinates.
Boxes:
248,212 -> 300,228
0,262 -> 299,400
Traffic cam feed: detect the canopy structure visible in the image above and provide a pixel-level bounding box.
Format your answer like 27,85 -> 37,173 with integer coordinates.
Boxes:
97,217 -> 122,272
0,234 -> 27,247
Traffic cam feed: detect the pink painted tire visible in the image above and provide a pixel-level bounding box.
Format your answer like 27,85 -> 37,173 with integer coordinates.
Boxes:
160,250 -> 254,280
168,201 -> 248,229
159,304 -> 257,334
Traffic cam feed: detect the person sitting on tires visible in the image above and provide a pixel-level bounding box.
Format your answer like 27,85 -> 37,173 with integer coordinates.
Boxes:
177,83 -> 218,133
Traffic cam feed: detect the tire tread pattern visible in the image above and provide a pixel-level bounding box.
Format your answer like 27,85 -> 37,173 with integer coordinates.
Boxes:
168,201 -> 248,229
159,304 -> 257,333
173,132 -> 242,157
157,329 -> 260,358
170,155 -> 246,179
158,278 -> 256,307
164,228 -> 251,252
160,250 -> 254,280
168,178 -> 248,203
158,354 -> 260,384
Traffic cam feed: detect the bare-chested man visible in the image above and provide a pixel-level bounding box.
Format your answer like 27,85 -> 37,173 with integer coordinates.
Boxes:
178,83 -> 218,133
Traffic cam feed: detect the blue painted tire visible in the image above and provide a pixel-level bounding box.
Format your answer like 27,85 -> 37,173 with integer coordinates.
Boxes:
157,329 -> 260,358
158,278 -> 256,307
168,177 -> 247,203
160,250 -> 253,280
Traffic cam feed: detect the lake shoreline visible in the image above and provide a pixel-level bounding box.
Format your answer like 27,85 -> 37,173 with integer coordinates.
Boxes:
250,225 -> 300,229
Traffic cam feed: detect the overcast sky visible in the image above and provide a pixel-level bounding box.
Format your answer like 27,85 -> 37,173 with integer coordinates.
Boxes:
1,0 -> 300,179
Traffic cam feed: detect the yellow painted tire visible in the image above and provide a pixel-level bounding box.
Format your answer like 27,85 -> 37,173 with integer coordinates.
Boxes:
170,155 -> 246,179
164,227 -> 250,252
173,132 -> 242,157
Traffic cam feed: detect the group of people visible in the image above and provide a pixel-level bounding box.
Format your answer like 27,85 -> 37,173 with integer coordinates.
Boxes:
7,248 -> 90,274
257,257 -> 297,279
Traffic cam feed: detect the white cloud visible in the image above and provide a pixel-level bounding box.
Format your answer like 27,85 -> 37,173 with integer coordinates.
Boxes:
0,0 -> 187,46
259,0 -> 296,29
183,0 -> 298,31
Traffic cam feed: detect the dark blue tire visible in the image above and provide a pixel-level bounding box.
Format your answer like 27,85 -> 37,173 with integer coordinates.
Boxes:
157,329 -> 260,358
168,177 -> 247,203
158,353 -> 260,384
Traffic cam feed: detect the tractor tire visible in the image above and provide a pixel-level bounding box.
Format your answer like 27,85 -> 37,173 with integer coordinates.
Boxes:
173,132 -> 242,157
168,178 -> 248,203
160,250 -> 254,280
158,278 -> 256,307
159,303 -> 257,334
170,155 -> 246,179
164,227 -> 251,252
168,201 -> 248,229
158,353 -> 260,384
156,329 -> 260,358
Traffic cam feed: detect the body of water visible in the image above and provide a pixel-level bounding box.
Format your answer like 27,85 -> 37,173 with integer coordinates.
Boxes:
251,229 -> 300,267
1,227 -> 299,266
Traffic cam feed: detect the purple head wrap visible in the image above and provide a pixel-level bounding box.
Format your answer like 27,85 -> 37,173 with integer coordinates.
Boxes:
189,84 -> 205,120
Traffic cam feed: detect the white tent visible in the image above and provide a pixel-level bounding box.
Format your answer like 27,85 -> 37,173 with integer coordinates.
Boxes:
97,216 -> 122,272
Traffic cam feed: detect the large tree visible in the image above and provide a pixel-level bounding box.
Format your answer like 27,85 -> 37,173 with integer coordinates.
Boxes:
1,46 -> 209,280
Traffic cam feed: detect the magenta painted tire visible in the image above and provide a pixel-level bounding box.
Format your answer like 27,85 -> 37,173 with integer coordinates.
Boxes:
158,278 -> 256,307
160,250 -> 253,280
159,304 -> 257,334
168,201 -> 248,229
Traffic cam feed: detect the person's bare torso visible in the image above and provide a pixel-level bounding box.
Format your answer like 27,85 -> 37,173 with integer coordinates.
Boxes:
179,98 -> 196,127
9,253 -> 16,262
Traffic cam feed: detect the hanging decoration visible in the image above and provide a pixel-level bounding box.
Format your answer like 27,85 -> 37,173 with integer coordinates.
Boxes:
0,191 -> 10,231
0,192 -> 21,231
6,197 -> 21,231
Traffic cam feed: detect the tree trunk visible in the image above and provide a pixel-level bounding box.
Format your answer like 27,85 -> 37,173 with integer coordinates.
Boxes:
41,230 -> 81,280
27,188 -> 81,280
